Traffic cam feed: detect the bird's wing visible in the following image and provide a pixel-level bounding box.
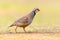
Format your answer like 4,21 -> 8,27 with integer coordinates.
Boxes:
12,17 -> 29,26
12,16 -> 32,26
15,17 -> 29,24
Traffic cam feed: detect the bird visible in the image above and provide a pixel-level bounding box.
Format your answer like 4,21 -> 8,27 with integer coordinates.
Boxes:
9,8 -> 40,33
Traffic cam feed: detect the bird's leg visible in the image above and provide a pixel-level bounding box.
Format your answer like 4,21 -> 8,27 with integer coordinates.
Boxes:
15,27 -> 18,33
23,27 -> 26,32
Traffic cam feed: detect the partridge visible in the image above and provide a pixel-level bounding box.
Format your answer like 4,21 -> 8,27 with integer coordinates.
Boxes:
9,8 -> 40,32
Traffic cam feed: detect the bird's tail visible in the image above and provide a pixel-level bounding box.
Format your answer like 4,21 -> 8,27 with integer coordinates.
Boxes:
9,24 -> 13,27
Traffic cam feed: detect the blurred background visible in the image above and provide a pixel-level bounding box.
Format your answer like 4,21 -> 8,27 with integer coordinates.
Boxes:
0,0 -> 60,33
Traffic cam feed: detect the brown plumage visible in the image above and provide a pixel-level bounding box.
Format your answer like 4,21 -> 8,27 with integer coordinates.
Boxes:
9,8 -> 40,32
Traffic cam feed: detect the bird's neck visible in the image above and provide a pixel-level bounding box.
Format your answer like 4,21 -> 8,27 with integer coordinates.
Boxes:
27,10 -> 36,19
32,11 -> 36,16
33,11 -> 36,16
29,11 -> 36,19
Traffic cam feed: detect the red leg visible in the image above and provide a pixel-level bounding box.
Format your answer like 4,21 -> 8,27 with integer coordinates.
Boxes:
23,27 -> 26,32
15,27 -> 18,33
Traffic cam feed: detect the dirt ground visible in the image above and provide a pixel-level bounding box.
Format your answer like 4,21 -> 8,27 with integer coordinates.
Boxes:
0,33 -> 60,40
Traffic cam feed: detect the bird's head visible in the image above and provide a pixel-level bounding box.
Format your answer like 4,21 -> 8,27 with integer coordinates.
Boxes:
33,8 -> 40,13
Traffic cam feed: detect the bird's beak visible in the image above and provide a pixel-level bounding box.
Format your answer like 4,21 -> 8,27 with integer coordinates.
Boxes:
38,9 -> 40,11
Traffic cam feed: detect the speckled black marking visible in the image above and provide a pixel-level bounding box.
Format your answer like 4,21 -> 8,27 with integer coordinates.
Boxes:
34,11 -> 36,16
